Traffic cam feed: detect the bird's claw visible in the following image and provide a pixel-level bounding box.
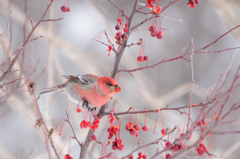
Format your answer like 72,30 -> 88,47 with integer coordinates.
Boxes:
82,100 -> 96,111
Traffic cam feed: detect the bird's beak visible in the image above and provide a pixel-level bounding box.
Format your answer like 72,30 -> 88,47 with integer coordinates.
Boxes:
115,85 -> 121,93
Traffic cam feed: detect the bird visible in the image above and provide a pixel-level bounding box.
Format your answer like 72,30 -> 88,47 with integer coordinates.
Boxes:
38,74 -> 121,109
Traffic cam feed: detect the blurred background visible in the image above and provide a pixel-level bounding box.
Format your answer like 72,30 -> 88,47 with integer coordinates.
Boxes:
1,0 -> 240,158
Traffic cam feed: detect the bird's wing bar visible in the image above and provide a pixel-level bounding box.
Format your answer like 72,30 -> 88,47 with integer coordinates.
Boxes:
60,75 -> 91,85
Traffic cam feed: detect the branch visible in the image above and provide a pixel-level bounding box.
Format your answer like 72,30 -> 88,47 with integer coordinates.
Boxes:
0,1 -> 54,83
121,127 -> 176,159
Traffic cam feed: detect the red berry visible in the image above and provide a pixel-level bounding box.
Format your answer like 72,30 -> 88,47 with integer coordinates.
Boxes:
122,33 -> 128,40
138,152 -> 143,157
90,135 -> 97,141
165,141 -> 171,148
156,31 -> 164,39
67,7 -> 70,12
166,154 -> 172,159
76,108 -> 82,113
195,0 -> 199,4
108,133 -> 113,139
130,129 -> 137,135
133,124 -> 140,131
115,32 -> 122,39
118,145 -> 124,151
142,125 -> 149,132
115,25 -> 120,30
65,154 -> 71,159
123,27 -> 128,32
61,6 -> 67,12
146,0 -> 155,3
129,154 -> 134,159
137,56 -> 143,63
150,32 -> 156,37
143,56 -> 149,61
112,144 -> 118,150
146,3 -> 155,8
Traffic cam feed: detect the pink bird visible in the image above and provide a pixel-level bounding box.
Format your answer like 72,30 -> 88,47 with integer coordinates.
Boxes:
38,74 -> 121,109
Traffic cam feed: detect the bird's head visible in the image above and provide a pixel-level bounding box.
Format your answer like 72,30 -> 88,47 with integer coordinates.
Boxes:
97,76 -> 121,95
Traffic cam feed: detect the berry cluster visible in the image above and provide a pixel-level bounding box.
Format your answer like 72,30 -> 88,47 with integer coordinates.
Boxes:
61,0 -> 70,12
170,143 -> 184,151
137,39 -> 149,63
196,143 -> 207,156
137,55 -> 149,63
64,154 -> 73,159
112,138 -> 124,151
92,118 -> 100,130
136,152 -> 147,159
187,0 -> 199,8
146,0 -> 162,14
148,25 -> 164,39
115,18 -> 128,43
107,125 -> 119,139
128,152 -> 147,159
80,119 -> 91,129
125,122 -> 140,137
114,9 -> 129,44
146,0 -> 155,8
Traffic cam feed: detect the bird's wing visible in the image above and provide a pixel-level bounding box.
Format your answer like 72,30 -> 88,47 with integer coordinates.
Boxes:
61,74 -> 97,86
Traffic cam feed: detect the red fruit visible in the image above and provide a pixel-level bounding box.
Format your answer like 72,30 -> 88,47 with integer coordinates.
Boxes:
187,2 -> 195,8
166,154 -> 172,159
130,129 -> 137,136
137,56 -> 143,63
156,6 -> 161,13
123,27 -> 128,32
108,133 -> 113,139
133,124 -> 140,131
112,144 -> 118,150
67,7 -> 70,12
118,145 -> 124,151
115,25 -> 120,30
165,141 -> 171,148
150,32 -> 156,37
122,33 -> 128,40
142,125 -> 149,132
115,32 -> 122,39
143,56 -> 149,61
196,143 -> 207,156
148,25 -> 155,33
156,31 -> 164,39
138,152 -> 143,157
146,3 -> 155,8
61,6 -> 67,12
195,0 -> 199,4
90,135 -> 97,141
146,0 -> 155,4
129,154 -> 134,159
143,155 -> 147,159
161,129 -> 166,136
76,108 -> 82,113
65,154 -> 71,159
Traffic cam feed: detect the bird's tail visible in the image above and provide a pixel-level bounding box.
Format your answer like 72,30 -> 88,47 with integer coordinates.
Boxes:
37,87 -> 64,99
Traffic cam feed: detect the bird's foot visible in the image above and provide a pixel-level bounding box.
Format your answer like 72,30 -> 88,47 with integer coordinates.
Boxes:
82,100 -> 96,111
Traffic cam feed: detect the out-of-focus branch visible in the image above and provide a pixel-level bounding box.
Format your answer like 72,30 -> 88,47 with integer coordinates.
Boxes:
0,1 -> 54,83
207,0 -> 240,39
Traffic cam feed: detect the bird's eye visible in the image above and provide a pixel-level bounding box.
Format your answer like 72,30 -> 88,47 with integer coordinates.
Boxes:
108,83 -> 113,86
